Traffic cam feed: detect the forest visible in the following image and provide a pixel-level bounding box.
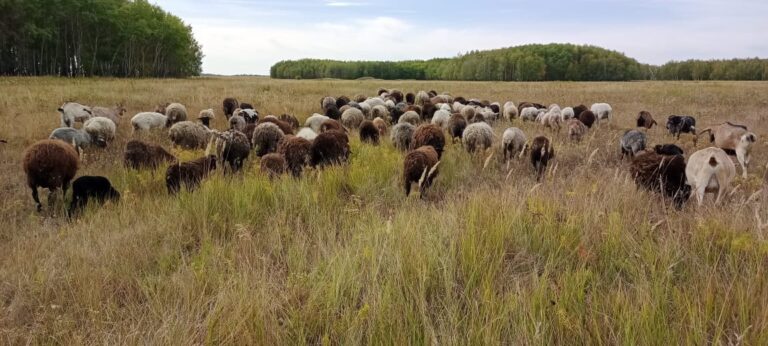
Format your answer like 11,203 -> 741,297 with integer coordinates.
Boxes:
0,0 -> 203,77
270,44 -> 768,81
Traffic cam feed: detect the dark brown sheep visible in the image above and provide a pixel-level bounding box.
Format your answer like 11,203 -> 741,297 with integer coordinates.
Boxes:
359,120 -> 380,145
279,114 -> 300,130
324,104 -> 341,120
421,101 -> 437,121
353,94 -> 367,103
428,90 -> 438,97
448,114 -> 467,141
577,110 -> 596,128
321,119 -> 346,133
389,90 -> 404,103
530,136 -> 554,182
124,140 -> 176,170
654,144 -> 684,156
336,96 -> 350,108
242,123 -> 257,142
410,124 -> 446,159
223,97 -> 239,119
260,153 -> 286,179
573,104 -> 588,118
454,96 -> 467,105
23,140 -> 79,211
636,110 -> 657,129
630,152 -> 691,209
240,102 -> 254,110
260,117 -> 294,135
311,130 -> 350,168
68,176 -> 120,217
377,88 -> 388,96
278,135 -> 312,177
165,155 -> 217,194
489,103 -> 500,114
214,130 -> 251,173
405,92 -> 415,105
403,145 -> 440,199
517,102 -> 533,115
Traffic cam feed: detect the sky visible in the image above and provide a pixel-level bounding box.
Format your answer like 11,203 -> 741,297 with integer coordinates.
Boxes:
153,0 -> 768,75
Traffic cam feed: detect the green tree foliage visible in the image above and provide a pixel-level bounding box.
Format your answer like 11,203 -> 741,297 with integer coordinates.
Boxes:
656,58 -> 768,80
0,0 -> 202,77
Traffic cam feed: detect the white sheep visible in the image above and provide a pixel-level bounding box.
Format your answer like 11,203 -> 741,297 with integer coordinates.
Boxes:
503,101 -> 518,120
58,102 -> 93,127
398,111 -> 421,126
562,107 -> 575,120
169,121 -> 212,150
305,114 -> 330,133
83,117 -> 116,144
462,122 -> 494,154
452,101 -> 465,113
520,107 -> 542,122
341,108 -> 364,129
296,127 -> 318,141
371,105 -> 390,122
501,127 -> 526,165
431,109 -> 451,129
686,147 -> 736,206
131,112 -> 168,131
591,103 -> 613,123
415,91 -> 430,106
540,105 -> 563,131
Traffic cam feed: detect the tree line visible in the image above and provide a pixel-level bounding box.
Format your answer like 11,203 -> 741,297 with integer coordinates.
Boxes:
0,0 -> 203,77
270,44 -> 768,81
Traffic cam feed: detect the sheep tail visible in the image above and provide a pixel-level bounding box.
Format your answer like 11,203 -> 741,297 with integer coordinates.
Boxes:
708,156 -> 718,167
518,142 -> 528,159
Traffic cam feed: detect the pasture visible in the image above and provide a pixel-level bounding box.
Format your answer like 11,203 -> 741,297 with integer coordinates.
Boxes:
1,77 -> 768,344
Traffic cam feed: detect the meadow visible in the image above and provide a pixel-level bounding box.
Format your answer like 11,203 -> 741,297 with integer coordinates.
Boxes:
1,77 -> 768,344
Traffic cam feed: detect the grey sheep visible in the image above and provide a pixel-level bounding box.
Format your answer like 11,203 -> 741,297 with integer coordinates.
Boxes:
390,123 -> 415,151
169,121 -> 212,150
252,122 -> 285,156
620,129 -> 647,159
462,122 -> 494,154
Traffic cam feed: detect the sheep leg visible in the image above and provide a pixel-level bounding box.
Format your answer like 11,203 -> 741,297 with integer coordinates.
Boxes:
695,184 -> 707,207
47,188 -> 57,210
30,186 -> 41,211
737,152 -> 748,178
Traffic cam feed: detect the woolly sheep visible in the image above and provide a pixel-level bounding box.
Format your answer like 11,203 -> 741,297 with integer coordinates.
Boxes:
214,129 -> 251,172
654,144 -> 684,156
540,105 -> 563,131
279,114 -> 300,130
577,110 -> 596,128
22,139 -> 79,211
223,97 -> 239,118
83,116 -> 116,143
124,140 -> 176,169
573,105 -> 588,118
359,120 -> 380,145
503,101 -> 518,120
636,111 -> 656,129
460,105 -> 476,122
501,127 -> 526,163
260,153 -> 287,179
403,145 -> 440,199
131,112 -> 168,131
371,104 -> 389,122
590,103 -> 612,123
411,124 -> 446,159
165,103 -> 188,125
198,109 -> 215,128
58,102 -> 92,127
398,111 -> 421,125
252,122 -> 285,156
415,91 -> 430,106
320,119 -> 345,133
561,107 -> 575,120
341,108 -> 364,129
321,96 -> 336,110
278,135 -> 312,177
91,104 -> 126,127
391,123 -> 415,151
620,130 -> 647,159
166,155 -> 217,194
666,115 -> 697,139
296,127 -> 318,141
311,130 -> 350,167
520,107 -> 542,122
462,122 -> 494,154
372,117 -> 387,135
431,109 -> 451,129
261,116 -> 294,135
239,108 -> 260,124
68,176 -> 120,217
49,127 -> 103,150
567,118 -> 588,141
686,147 -> 736,206
169,121 -> 211,150
448,114 -> 467,141
305,114 -> 330,133
531,136 -> 554,182
630,152 -> 690,209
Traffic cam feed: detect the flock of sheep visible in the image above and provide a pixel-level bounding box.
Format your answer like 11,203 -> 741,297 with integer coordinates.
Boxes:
20,88 -> 760,217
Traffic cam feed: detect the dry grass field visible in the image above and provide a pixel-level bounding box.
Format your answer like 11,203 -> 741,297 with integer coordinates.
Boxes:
1,77 -> 768,344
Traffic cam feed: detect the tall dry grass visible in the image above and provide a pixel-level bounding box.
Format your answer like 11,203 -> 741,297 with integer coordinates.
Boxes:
1,77 -> 768,344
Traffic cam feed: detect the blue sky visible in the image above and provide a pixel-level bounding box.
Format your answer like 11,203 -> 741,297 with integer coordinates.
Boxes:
153,0 -> 768,75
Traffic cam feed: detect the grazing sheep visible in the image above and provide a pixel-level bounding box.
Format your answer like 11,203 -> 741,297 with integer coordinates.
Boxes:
517,102 -> 533,115
22,140 -> 79,211
699,122 -> 757,178
620,130 -> 647,159
421,101 -> 437,121
278,135 -> 312,177
398,111 -> 421,126
252,122 -> 285,157
359,120 -> 380,145
324,104 -> 341,121
540,105 -> 563,131
296,127 -> 318,141
577,110 -> 596,128
321,96 -> 336,110
239,108 -> 260,124
636,111 -> 657,129
364,97 -> 385,109
454,96 -> 467,105
261,116 -> 294,135
462,122 -> 494,154
411,124 -> 446,159
391,123 -> 416,151
279,114 -> 300,130
68,176 -> 120,217
169,121 -> 211,150
448,114 -> 467,141
666,115 -> 696,139
91,104 -> 126,127
501,127 -> 526,163
83,116 -> 116,143
520,107 -> 543,122
124,140 -> 176,169
573,105 -> 588,119
242,123 -> 257,142
371,104 -> 389,122
320,119 -> 345,133
654,144 -> 684,156
166,155 -> 217,194
358,102 -> 372,118
198,109 -> 215,128
477,107 -> 496,123
240,103 -> 254,110
165,103 -> 188,125
260,153 -> 287,179
460,105 -> 476,122
403,145 -> 440,199
58,102 -> 92,127
305,114 -> 330,133
431,109 -> 451,128
452,101 -> 465,113
531,136 -> 555,182
630,152 -> 690,209
341,108 -> 364,129
154,103 -> 169,115
353,94 -> 367,103
372,117 -> 387,135
336,95 -> 350,108
562,107 -> 575,120
685,147 -> 736,206
391,102 -> 407,124
223,97 -> 239,118
214,129 -> 251,173
567,118 -> 588,141
389,90 -> 404,103
489,102 -> 501,115
131,112 -> 168,131
591,103 -> 612,123
415,91 -> 430,106
311,130 -> 350,167
49,127 -> 103,150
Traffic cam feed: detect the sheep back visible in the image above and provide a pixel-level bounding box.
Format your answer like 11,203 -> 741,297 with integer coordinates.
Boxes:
411,124 -> 446,159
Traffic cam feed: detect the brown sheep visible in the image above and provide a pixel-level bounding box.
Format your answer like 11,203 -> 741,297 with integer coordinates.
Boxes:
260,116 -> 294,135
23,140 -> 79,211
336,95 -> 350,108
410,124 -> 446,159
577,110 -> 596,128
448,114 -> 467,142
260,153 -> 286,179
372,117 -> 388,136
636,110 -> 657,129
403,145 -> 440,199
353,94 -> 367,103
630,152 -> 690,209
530,136 -> 554,181
567,118 -> 588,141
454,96 -> 467,105
223,97 -> 239,118
165,155 -> 217,194
279,114 -> 300,131
321,119 -> 346,133
124,140 -> 176,170
359,120 -> 380,145
389,90 -> 404,103
405,92 -> 415,105
242,123 -> 257,142
278,135 -> 312,177
311,130 -> 350,168
324,104 -> 341,120
573,105 -> 588,118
